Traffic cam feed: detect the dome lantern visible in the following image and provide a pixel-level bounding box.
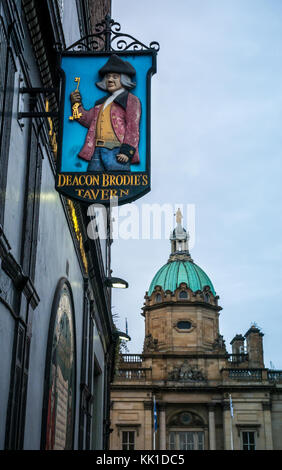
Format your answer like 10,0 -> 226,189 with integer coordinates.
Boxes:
169,208 -> 193,262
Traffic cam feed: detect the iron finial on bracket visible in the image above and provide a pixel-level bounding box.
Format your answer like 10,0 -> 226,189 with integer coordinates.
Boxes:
104,14 -> 112,52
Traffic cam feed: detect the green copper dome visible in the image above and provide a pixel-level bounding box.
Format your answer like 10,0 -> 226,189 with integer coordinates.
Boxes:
148,211 -> 216,297
148,260 -> 216,296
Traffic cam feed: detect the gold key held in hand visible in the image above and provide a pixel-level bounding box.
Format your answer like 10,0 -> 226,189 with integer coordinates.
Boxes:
69,77 -> 82,121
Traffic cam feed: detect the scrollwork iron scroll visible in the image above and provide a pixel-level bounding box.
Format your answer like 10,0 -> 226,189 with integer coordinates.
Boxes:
55,15 -> 160,53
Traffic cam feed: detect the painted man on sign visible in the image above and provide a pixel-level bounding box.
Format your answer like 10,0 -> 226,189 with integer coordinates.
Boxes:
70,54 -> 141,172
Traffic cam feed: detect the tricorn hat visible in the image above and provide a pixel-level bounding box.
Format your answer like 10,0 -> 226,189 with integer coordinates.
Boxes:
98,54 -> 136,77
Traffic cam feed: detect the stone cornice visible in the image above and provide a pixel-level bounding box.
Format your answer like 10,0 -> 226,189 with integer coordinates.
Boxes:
142,300 -> 222,314
111,383 -> 276,393
245,326 -> 264,338
141,352 -> 227,360
116,423 -> 141,436
235,423 -> 261,437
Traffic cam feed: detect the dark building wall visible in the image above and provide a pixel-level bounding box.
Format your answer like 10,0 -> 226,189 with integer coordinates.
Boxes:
0,0 -> 114,450
90,0 -> 111,28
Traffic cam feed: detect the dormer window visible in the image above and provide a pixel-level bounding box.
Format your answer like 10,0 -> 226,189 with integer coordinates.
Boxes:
155,293 -> 162,303
179,291 -> 188,299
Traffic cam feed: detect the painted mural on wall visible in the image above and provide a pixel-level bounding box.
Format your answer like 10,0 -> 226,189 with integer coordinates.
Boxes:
43,282 -> 76,450
56,51 -> 157,205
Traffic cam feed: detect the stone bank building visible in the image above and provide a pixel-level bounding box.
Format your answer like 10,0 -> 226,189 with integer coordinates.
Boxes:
110,218 -> 282,450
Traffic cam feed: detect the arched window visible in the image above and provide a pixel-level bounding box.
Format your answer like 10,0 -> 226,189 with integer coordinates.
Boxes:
203,292 -> 210,303
168,411 -> 206,450
179,291 -> 188,299
41,279 -> 76,450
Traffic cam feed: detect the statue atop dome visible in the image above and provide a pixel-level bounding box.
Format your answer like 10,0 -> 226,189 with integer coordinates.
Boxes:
169,209 -> 192,262
176,208 -> 183,225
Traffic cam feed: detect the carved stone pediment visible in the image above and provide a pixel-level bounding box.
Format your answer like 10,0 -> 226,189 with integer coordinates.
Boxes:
168,360 -> 206,382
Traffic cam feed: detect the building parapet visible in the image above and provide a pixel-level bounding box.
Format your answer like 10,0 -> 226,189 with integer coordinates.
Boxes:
268,370 -> 282,383
221,368 -> 269,382
119,354 -> 143,363
115,368 -> 152,382
226,354 -> 249,364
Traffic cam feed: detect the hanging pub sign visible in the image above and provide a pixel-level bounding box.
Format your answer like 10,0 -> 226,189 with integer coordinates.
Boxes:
55,17 -> 159,206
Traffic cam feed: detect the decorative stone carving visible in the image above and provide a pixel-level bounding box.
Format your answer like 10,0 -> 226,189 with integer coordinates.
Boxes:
168,360 -> 206,382
143,334 -> 158,352
169,411 -> 205,427
212,334 -> 227,352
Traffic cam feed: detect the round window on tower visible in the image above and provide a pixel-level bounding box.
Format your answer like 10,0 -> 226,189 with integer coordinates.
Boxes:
177,321 -> 192,330
179,291 -> 188,300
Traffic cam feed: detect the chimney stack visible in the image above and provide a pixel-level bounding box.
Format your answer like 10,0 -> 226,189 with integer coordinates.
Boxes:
245,325 -> 264,368
230,334 -> 245,355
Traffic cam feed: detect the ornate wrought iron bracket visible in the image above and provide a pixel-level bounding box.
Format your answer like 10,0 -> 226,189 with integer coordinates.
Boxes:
18,112 -> 59,118
19,87 -> 58,94
18,87 -> 59,119
54,14 -> 160,53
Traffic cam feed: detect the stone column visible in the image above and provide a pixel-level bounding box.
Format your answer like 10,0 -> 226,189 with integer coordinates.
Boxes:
144,402 -> 153,450
262,403 -> 273,450
159,404 -> 166,450
208,405 -> 216,450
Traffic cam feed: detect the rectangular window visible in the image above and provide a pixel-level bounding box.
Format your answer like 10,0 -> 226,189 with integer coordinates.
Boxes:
169,432 -> 176,450
57,0 -> 64,20
20,125 -> 43,281
242,431 -> 256,450
0,10 -> 16,225
197,431 -> 204,450
122,431 -> 135,450
169,431 -> 204,450
179,431 -> 194,450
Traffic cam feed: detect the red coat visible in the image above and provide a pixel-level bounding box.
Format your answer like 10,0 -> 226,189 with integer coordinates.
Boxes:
77,91 -> 141,164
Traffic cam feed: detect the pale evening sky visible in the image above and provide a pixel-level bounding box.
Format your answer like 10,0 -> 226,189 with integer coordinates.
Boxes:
111,0 -> 282,368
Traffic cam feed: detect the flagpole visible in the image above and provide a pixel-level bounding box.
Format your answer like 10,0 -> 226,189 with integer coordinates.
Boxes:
229,394 -> 234,450
230,417 -> 234,450
153,395 -> 157,450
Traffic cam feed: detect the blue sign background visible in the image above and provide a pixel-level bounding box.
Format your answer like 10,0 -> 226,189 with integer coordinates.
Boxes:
60,54 -> 152,173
